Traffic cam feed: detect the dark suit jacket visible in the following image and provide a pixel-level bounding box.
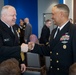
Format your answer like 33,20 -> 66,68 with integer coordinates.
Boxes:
31,21 -> 76,75
0,20 -> 21,63
39,25 -> 50,45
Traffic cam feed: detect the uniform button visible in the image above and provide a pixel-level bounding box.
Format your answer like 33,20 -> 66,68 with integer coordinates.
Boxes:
56,60 -> 59,63
50,66 -> 52,68
50,59 -> 52,61
56,53 -> 58,55
50,51 -> 52,54
57,68 -> 59,70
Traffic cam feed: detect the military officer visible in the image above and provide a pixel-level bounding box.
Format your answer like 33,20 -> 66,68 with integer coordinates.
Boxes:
0,5 -> 28,73
24,4 -> 76,75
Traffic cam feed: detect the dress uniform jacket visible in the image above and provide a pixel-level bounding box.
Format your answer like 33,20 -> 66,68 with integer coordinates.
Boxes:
0,20 -> 21,63
31,21 -> 76,75
39,25 -> 50,45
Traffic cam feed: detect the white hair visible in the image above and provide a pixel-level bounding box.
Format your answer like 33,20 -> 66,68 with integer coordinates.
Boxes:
1,5 -> 15,16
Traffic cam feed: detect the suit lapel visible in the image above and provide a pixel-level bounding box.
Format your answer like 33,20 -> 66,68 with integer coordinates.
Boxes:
0,21 -> 15,38
13,26 -> 19,45
56,22 -> 70,40
8,27 -> 15,38
0,20 -> 16,45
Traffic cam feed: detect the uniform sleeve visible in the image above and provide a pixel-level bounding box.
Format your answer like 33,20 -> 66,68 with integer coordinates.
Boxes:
31,44 -> 50,56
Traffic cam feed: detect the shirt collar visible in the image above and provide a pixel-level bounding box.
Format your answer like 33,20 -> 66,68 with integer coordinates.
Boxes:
58,20 -> 69,31
1,19 -> 11,28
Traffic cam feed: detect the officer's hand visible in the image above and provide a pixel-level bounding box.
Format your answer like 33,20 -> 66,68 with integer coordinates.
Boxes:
21,43 -> 28,52
28,42 -> 35,50
21,64 -> 26,73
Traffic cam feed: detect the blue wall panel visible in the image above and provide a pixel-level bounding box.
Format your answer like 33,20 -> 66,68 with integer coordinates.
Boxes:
59,0 -> 63,4
4,0 -> 8,5
4,0 -> 38,36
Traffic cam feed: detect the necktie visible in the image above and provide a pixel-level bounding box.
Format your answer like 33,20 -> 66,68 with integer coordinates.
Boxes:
56,28 -> 60,36
54,28 -> 60,38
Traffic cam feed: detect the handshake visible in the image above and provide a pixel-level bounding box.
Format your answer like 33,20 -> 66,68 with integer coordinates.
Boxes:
21,42 -> 35,52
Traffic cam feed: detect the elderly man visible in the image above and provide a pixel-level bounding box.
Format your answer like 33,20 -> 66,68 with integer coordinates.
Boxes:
24,18 -> 32,43
0,5 -> 28,73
